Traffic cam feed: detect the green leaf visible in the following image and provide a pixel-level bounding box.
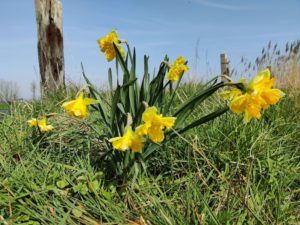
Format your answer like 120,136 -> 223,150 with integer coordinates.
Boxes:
201,196 -> 221,225
108,68 -> 113,93
111,85 -> 121,134
100,189 -> 113,200
113,43 -> 131,84
72,207 -> 83,218
129,48 -> 138,117
117,103 -> 126,115
90,180 -> 100,192
174,82 -> 224,117
174,82 -> 225,127
174,107 -> 229,136
126,43 -> 134,64
164,74 -> 183,114
81,63 -> 109,126
143,143 -> 161,160
80,184 -> 89,195
149,61 -> 168,105
121,78 -> 137,88
56,180 -> 69,189
140,55 -> 150,103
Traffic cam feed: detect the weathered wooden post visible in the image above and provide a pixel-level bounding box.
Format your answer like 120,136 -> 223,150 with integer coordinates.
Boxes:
35,0 -> 65,94
220,53 -> 230,82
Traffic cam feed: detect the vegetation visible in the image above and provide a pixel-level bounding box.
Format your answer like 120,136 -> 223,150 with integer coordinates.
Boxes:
0,103 -> 10,110
0,35 -> 299,224
0,86 -> 299,224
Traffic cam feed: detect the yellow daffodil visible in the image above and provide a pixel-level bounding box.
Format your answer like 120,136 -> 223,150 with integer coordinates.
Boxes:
27,118 -> 38,127
62,92 -> 99,119
27,117 -> 53,133
223,69 -> 285,123
247,69 -> 274,91
229,93 -> 265,123
135,106 -> 176,143
246,69 -> 285,109
167,56 -> 189,81
37,117 -> 54,133
109,126 -> 144,152
97,30 -> 125,61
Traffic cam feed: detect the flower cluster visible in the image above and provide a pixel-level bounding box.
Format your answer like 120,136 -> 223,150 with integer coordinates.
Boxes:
27,117 -> 53,133
109,106 -> 176,152
97,30 -> 125,62
28,92 -> 99,133
167,56 -> 189,81
222,69 -> 285,123
97,31 -> 189,82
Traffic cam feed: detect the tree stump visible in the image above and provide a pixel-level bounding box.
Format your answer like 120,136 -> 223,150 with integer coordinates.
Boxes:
35,0 -> 65,94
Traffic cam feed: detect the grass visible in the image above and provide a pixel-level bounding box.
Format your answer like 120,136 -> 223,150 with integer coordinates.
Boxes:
0,103 -> 9,110
0,84 -> 299,225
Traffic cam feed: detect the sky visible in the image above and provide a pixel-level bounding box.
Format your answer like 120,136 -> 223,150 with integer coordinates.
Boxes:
0,0 -> 299,99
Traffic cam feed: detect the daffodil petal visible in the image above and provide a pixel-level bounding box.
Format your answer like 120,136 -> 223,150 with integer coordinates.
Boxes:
148,125 -> 165,143
161,117 -> 176,130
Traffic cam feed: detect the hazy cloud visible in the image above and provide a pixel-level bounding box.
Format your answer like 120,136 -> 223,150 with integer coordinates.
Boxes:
193,0 -> 251,10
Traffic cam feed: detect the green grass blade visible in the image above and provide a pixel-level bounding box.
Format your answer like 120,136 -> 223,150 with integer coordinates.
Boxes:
175,107 -> 229,136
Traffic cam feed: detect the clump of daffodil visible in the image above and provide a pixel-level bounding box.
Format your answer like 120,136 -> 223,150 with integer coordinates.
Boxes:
62,91 -> 99,119
167,56 -> 189,81
109,126 -> 144,152
135,106 -> 176,143
27,117 -> 53,133
97,30 -> 125,61
222,69 -> 285,123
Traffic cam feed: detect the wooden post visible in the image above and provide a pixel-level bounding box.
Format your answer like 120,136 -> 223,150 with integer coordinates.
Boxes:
35,0 -> 65,94
220,53 -> 230,82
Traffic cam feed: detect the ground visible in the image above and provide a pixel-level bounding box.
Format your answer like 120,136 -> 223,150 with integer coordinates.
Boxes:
0,87 -> 299,224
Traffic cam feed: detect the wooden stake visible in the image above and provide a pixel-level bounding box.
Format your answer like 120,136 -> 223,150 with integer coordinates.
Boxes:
220,53 -> 230,82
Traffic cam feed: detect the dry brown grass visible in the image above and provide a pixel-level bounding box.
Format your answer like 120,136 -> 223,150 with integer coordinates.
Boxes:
276,54 -> 300,90
231,40 -> 300,91
255,40 -> 300,90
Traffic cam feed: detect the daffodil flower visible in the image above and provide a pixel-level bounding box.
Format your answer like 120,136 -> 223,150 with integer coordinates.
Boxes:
246,69 -> 285,109
27,118 -> 38,128
167,56 -> 189,81
223,69 -> 285,123
62,92 -> 99,119
97,30 -> 125,61
229,93 -> 265,123
27,117 -> 53,133
109,126 -> 144,152
135,106 -> 176,143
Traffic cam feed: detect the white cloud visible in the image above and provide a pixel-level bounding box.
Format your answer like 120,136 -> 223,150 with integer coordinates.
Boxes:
193,0 -> 251,10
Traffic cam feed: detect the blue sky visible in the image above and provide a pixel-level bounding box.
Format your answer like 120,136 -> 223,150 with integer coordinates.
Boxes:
0,0 -> 299,98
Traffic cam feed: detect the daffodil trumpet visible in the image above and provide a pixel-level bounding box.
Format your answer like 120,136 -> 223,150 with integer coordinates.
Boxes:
62,91 -> 99,119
